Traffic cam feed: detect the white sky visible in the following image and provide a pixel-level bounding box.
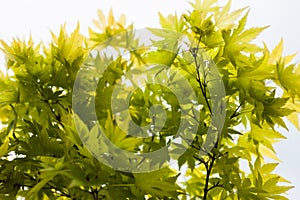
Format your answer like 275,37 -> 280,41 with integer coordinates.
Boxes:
0,0 -> 300,198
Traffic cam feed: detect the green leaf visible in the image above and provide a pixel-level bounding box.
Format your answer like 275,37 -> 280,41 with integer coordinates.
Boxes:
158,12 -> 185,32
276,61 -> 300,99
0,138 -> 9,158
215,0 -> 247,30
270,39 -> 284,64
134,168 -> 181,198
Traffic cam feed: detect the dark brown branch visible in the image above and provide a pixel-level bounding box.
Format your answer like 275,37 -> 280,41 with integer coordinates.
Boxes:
203,156 -> 216,200
230,99 -> 245,119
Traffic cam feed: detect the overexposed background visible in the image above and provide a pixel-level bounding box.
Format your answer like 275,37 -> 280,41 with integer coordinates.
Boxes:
0,0 -> 299,198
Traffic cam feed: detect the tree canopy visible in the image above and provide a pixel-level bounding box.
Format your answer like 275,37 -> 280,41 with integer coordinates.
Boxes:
0,0 -> 299,199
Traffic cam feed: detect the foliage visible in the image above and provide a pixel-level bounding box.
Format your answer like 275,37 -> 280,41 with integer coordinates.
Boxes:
0,0 -> 300,199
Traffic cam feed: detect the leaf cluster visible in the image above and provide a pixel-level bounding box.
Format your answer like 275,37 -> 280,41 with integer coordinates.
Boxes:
0,1 -> 299,199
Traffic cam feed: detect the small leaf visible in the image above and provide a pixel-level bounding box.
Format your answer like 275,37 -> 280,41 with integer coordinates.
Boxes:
0,138 -> 9,158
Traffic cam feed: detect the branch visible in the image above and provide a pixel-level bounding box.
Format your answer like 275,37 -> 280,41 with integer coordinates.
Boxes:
189,39 -> 213,115
230,99 -> 245,119
193,155 -> 208,170
203,156 -> 216,200
9,104 -> 19,139
208,181 -> 224,192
